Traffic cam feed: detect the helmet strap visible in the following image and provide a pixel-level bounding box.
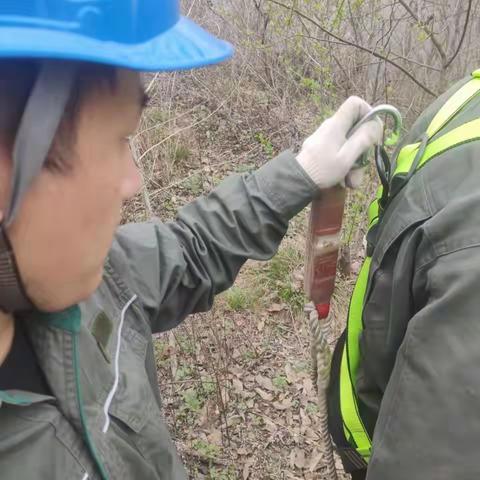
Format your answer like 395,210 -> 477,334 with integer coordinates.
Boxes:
7,61 -> 77,224
0,225 -> 32,312
0,61 -> 77,312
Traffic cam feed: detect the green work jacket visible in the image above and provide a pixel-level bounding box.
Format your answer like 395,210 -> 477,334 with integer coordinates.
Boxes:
340,78 -> 480,479
0,152 -> 317,480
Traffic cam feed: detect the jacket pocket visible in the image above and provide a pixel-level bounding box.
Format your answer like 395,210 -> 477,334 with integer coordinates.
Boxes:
1,404 -> 98,480
108,325 -> 155,433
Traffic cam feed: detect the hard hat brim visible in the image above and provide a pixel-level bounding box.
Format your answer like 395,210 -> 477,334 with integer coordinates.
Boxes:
0,16 -> 233,71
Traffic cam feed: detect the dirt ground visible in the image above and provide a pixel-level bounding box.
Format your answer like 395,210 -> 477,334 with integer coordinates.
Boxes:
154,225 -> 356,480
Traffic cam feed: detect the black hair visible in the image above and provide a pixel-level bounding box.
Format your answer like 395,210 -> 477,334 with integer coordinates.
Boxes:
0,60 -> 117,172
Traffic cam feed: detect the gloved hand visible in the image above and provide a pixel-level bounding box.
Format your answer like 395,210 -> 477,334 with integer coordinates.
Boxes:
296,96 -> 383,189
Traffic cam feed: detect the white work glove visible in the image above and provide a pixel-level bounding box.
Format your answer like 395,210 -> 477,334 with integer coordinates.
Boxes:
296,96 -> 383,189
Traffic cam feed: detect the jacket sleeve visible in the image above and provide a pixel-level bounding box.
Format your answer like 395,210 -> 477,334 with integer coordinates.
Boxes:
110,151 -> 317,333
367,244 -> 480,480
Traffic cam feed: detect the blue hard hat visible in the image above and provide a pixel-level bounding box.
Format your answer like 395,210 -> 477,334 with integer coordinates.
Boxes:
0,0 -> 233,71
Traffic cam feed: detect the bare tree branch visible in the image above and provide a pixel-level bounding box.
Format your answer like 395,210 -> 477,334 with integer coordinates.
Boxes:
297,31 -> 441,72
389,52 -> 443,72
398,0 -> 447,66
444,0 -> 474,69
331,53 -> 362,95
266,0 -> 437,97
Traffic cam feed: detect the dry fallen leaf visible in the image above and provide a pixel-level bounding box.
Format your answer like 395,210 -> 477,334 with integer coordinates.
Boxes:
285,363 -> 298,383
255,374 -> 275,392
207,428 -> 222,446
232,377 -> 244,393
255,387 -> 274,402
289,449 -> 296,468
302,378 -> 314,396
243,457 -> 255,480
262,416 -> 278,433
307,448 -> 323,472
273,398 -> 294,411
229,365 -> 245,378
300,408 -> 312,433
304,426 -> 318,440
293,448 -> 306,469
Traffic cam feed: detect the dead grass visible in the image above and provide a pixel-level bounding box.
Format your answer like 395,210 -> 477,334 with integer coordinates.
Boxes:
152,207 -> 361,479
145,192 -> 367,479
155,246 -> 330,479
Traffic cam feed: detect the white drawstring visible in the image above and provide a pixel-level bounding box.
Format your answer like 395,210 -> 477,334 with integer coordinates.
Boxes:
81,473 -> 89,480
102,295 -> 138,434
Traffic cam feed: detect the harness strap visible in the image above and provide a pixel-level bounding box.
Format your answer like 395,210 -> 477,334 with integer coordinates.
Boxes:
339,257 -> 372,459
427,69 -> 480,138
395,117 -> 480,176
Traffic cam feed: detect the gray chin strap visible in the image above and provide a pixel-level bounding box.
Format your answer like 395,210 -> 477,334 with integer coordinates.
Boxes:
0,61 -> 77,313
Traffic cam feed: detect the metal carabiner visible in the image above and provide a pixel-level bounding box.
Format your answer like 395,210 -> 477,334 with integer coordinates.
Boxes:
348,104 -> 403,169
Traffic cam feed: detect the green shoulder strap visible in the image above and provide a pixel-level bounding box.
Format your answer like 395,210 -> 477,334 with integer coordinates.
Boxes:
339,69 -> 480,463
395,118 -> 480,176
368,70 -> 480,233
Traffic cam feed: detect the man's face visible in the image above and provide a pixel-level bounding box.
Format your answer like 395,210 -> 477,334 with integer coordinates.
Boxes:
4,68 -> 143,312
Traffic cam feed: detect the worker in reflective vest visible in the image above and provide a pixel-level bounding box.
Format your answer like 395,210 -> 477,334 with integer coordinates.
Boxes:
328,70 -> 480,480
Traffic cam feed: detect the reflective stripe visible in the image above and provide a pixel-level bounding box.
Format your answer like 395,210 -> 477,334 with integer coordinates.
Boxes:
395,71 -> 480,177
393,142 -> 422,176
340,257 -> 372,458
427,76 -> 480,138
367,188 -> 383,229
395,118 -> 480,176
338,69 -> 480,464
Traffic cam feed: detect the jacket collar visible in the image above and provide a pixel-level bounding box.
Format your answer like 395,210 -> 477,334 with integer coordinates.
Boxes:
0,305 -> 81,408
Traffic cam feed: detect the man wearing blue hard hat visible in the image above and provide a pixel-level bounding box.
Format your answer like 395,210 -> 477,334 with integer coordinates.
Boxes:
0,1 -> 381,478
